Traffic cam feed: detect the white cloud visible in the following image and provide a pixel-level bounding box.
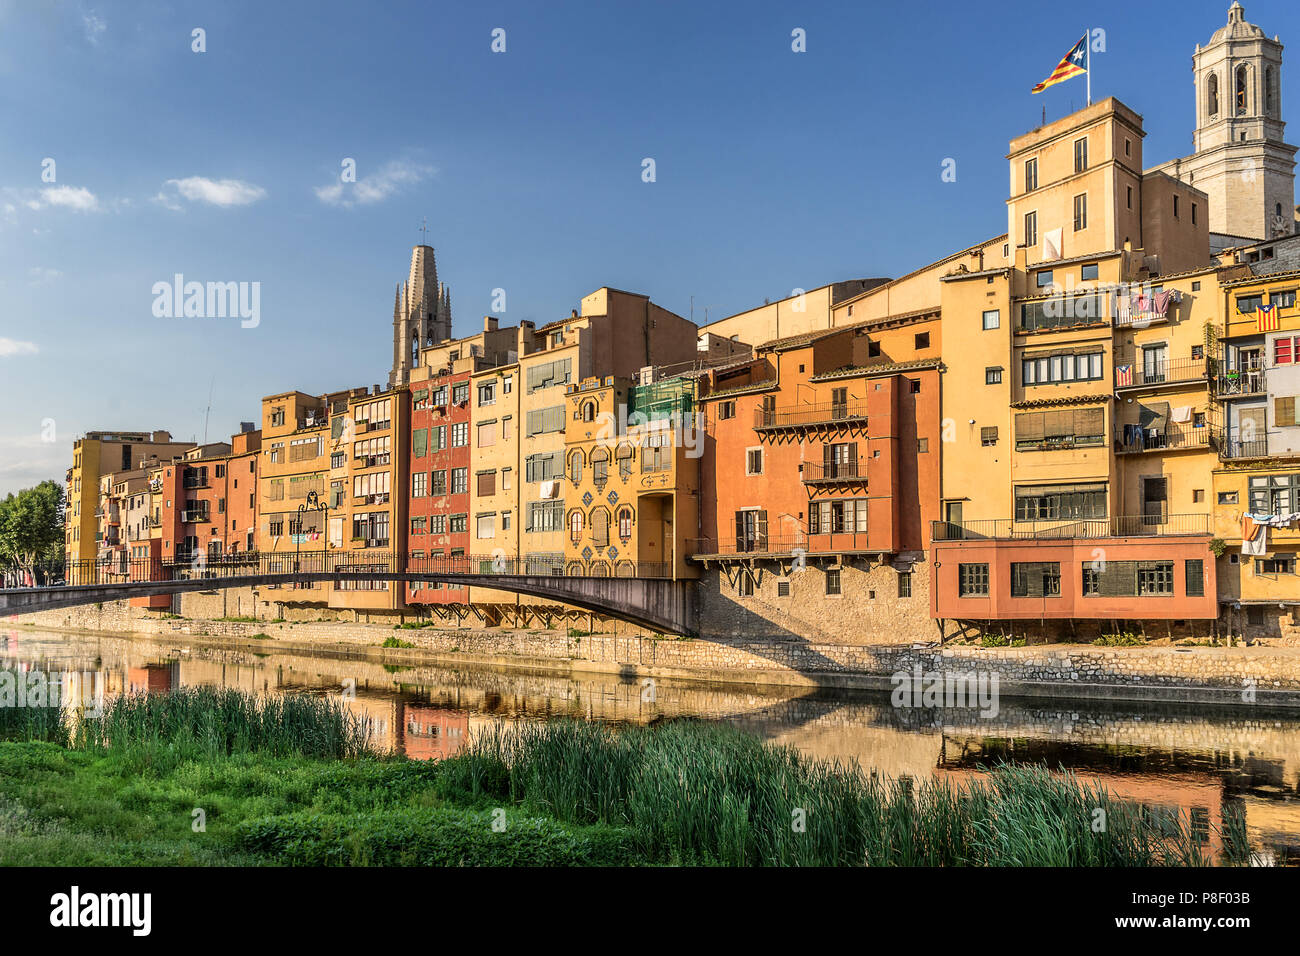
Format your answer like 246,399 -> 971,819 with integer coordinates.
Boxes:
35,185 -> 100,212
0,338 -> 39,357
82,11 -> 106,45
157,176 -> 267,209
315,159 -> 434,208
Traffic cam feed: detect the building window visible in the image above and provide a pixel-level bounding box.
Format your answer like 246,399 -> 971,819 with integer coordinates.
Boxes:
981,426 -> 998,446
1021,351 -> 1104,385
917,438 -> 929,453
745,448 -> 763,476
985,367 -> 1002,385
1126,185 -> 1133,209
1218,490 -> 1238,505
1276,396 -> 1296,427
1237,294 -> 1262,315
1073,136 -> 1088,172
738,572 -> 754,597
910,379 -> 921,393
1249,474 -> 1300,515
825,568 -> 841,596
1137,561 -> 1174,595
1073,193 -> 1087,231
430,470 -> 447,495
1011,562 -> 1061,598
809,498 -> 868,534
1015,482 -> 1107,520
1173,195 -> 1180,219
1036,270 -> 1053,288
915,332 -> 930,349
1024,157 -> 1038,192
1192,202 -> 1197,226
982,309 -> 999,330
448,514 -> 467,534
897,571 -> 912,598
451,422 -> 469,447
1081,263 -> 1098,281
1208,72 -> 1219,116
450,467 -> 468,495
1024,211 -> 1037,247
718,401 -> 736,420
1274,336 -> 1299,365
412,472 -> 427,497
777,580 -> 791,597
1186,559 -> 1205,597
958,563 -> 989,597
868,340 -> 881,357
476,513 -> 495,539
1257,556 -> 1297,576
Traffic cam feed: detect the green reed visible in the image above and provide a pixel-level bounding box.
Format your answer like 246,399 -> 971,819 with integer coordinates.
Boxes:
450,719 -> 1225,867
77,686 -> 371,761
0,667 -> 70,747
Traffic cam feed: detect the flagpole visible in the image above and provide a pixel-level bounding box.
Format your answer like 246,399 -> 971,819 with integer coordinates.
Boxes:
1086,31 -> 1092,105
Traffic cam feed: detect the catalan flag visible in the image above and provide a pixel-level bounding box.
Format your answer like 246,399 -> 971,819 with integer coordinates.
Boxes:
1031,35 -> 1089,94
1115,364 -> 1134,387
1257,303 -> 1280,332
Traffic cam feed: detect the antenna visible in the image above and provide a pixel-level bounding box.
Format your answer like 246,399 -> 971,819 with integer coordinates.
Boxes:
419,217 -> 429,246
202,375 -> 215,444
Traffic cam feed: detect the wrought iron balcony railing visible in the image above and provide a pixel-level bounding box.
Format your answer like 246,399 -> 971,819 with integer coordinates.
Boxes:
931,513 -> 1211,541
755,400 -> 869,430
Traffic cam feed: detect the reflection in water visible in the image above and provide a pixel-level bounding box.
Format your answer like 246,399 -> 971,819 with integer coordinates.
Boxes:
5,628 -> 1300,864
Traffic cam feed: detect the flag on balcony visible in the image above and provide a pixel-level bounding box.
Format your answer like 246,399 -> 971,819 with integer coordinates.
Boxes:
1115,364 -> 1134,387
1031,35 -> 1089,93
1257,303 -> 1280,332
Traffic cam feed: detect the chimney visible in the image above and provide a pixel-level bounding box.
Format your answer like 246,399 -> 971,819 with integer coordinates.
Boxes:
571,309 -> 578,318
484,316 -> 499,332
372,384 -> 381,395
240,421 -> 255,433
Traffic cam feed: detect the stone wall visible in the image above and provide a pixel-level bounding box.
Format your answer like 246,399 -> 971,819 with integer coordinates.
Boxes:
695,555 -> 938,644
10,595 -> 1300,706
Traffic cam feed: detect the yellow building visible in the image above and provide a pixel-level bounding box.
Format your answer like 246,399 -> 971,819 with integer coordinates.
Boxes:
1212,263 -> 1300,636
562,374 -> 700,580
65,430 -> 193,567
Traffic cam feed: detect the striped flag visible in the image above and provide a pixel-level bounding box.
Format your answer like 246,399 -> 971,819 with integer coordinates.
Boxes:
1115,364 -> 1134,387
1257,303 -> 1280,332
1031,35 -> 1089,94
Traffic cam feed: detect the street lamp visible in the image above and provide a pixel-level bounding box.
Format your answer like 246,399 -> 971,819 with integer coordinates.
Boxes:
296,489 -> 329,578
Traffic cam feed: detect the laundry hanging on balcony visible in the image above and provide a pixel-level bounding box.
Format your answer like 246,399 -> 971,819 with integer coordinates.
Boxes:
1171,405 -> 1193,424
1241,515 -> 1267,555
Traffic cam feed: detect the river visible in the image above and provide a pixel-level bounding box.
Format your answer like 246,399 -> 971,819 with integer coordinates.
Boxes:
6,626 -> 1300,864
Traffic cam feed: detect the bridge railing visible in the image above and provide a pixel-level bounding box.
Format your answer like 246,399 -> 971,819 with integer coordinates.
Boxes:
6,551 -> 678,590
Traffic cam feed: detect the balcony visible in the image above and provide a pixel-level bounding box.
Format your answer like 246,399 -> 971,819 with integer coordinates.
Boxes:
802,460 -> 866,484
180,509 -> 210,524
182,477 -> 209,490
1114,357 -> 1207,391
1214,368 -> 1266,397
688,531 -> 874,558
1115,424 -> 1212,454
931,513 -> 1210,541
754,401 -> 868,432
1220,437 -> 1270,460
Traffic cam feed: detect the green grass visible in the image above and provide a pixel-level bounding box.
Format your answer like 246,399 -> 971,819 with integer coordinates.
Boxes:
0,673 -> 1235,867
380,636 -> 416,649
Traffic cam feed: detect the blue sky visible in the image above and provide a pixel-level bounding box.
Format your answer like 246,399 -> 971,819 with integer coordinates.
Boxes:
0,0 -> 1294,493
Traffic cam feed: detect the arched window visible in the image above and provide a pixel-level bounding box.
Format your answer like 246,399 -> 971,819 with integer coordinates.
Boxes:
568,449 -> 584,484
591,447 -> 610,488
1208,73 -> 1219,117
588,560 -> 609,578
1266,66 -> 1276,114
410,332 -> 419,367
616,443 -> 634,480
568,509 -> 584,543
582,401 -> 596,422
591,507 -> 610,548
1236,64 -> 1249,115
565,560 -> 585,577
617,506 -> 634,542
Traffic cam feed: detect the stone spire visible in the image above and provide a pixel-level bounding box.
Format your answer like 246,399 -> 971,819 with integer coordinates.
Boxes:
389,244 -> 452,387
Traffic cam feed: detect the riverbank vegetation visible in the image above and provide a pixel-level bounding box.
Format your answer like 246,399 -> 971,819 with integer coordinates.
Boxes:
0,678 -> 1246,867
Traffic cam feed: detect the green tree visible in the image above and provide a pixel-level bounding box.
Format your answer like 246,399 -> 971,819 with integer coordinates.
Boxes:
0,480 -> 65,582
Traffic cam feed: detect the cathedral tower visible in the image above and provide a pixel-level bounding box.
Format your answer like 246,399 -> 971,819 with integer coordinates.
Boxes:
1151,3 -> 1296,241
390,244 -> 453,388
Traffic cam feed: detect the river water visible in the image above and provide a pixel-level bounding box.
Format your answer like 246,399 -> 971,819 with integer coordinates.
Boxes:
6,626 -> 1300,864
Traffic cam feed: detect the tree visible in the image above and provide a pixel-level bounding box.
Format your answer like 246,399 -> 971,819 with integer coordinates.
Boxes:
0,480 -> 65,584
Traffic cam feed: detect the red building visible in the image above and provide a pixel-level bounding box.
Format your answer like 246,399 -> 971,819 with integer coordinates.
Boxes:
158,428 -> 261,568
407,369 -> 472,604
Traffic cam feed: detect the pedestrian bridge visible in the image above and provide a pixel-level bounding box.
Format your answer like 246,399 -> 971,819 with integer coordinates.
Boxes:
0,553 -> 697,637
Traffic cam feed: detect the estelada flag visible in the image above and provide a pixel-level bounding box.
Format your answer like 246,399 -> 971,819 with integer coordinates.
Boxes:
1031,35 -> 1089,94
1257,303 -> 1280,332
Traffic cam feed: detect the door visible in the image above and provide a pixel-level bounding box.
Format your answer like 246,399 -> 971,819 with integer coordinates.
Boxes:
1141,477 -> 1167,527
1239,406 -> 1267,455
1141,345 -> 1167,385
944,501 -> 963,538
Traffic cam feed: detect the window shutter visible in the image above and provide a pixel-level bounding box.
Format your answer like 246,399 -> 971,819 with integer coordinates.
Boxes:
1076,407 -> 1104,436
1276,396 -> 1296,428
413,428 -> 427,458
756,510 -> 768,548
735,512 -> 744,543
823,444 -> 834,467
593,509 -> 609,547
1016,412 -> 1044,442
